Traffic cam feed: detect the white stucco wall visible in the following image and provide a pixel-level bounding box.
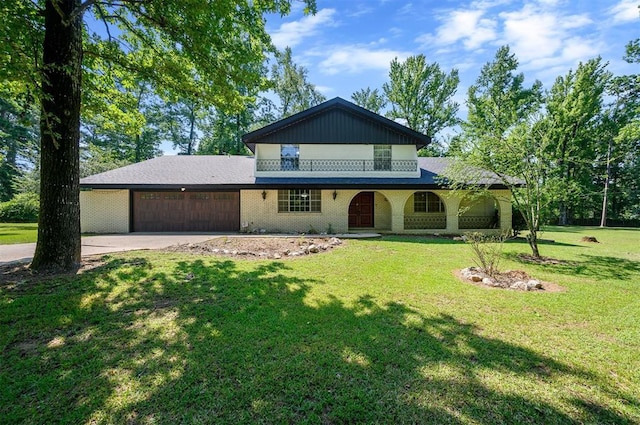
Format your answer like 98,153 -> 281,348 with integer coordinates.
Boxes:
80,189 -> 130,233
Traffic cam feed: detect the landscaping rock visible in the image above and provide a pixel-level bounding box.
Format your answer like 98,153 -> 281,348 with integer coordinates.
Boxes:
308,244 -> 319,253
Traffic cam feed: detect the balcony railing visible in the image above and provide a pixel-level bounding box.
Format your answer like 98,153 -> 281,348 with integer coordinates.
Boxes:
257,159 -> 418,172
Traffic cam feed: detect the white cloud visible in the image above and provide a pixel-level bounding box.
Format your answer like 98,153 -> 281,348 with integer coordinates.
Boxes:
314,45 -> 413,75
416,8 -> 498,50
499,4 -> 594,66
608,0 -> 639,23
270,8 -> 337,49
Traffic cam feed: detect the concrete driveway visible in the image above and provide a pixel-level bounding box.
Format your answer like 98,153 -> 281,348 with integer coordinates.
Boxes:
0,233 -> 220,265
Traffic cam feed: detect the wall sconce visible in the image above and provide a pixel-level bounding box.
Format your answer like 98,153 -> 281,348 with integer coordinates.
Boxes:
332,190 -> 338,200
261,190 -> 267,200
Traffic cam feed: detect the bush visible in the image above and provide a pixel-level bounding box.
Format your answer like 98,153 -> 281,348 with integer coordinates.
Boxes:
0,193 -> 40,222
464,231 -> 508,277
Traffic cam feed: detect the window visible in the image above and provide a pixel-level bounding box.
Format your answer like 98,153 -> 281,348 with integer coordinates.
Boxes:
374,145 -> 391,170
281,144 -> 299,170
140,193 -> 161,200
278,189 -> 321,212
414,192 -> 444,213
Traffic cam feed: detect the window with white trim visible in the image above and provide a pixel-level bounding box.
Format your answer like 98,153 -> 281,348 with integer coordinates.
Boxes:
374,145 -> 391,170
281,144 -> 299,170
278,189 -> 321,212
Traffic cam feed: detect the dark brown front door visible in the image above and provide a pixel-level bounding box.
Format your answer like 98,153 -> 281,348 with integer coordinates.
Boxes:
349,192 -> 374,228
133,191 -> 239,232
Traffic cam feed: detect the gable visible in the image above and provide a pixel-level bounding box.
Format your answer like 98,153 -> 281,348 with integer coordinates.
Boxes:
243,97 -> 431,152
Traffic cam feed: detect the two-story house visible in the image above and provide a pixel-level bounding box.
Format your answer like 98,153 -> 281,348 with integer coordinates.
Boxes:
80,97 -> 512,234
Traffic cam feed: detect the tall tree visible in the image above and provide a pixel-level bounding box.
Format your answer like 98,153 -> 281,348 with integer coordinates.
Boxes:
270,47 -> 326,118
0,85 -> 39,201
543,58 -> 609,225
1,0 -> 317,271
383,54 -> 460,156
351,87 -> 387,114
457,46 -> 545,257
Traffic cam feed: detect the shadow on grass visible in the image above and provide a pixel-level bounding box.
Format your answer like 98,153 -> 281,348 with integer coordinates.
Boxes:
1,256 -> 637,424
506,251 -> 640,282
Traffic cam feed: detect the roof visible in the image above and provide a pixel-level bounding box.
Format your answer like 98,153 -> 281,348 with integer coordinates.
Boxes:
80,155 -> 256,189
80,155 -> 515,190
242,97 -> 432,152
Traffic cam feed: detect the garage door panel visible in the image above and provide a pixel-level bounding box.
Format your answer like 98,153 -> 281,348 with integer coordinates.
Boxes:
133,191 -> 239,232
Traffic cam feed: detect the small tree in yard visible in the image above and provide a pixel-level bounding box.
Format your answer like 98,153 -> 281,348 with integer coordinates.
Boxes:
465,232 -> 508,277
448,46 -> 547,258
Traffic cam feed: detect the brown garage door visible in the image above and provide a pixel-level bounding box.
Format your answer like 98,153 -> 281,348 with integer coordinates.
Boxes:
132,191 -> 239,232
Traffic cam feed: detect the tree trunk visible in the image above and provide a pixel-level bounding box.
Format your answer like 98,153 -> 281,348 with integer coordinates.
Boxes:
527,230 -> 540,258
31,0 -> 83,271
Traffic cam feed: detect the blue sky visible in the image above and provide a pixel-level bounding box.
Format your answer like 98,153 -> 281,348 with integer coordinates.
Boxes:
265,0 -> 638,109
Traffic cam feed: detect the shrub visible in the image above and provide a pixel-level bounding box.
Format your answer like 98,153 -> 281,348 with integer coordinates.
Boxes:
464,231 -> 508,277
0,193 -> 40,222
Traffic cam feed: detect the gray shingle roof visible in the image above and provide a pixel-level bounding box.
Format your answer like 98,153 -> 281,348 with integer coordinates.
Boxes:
80,155 -> 514,189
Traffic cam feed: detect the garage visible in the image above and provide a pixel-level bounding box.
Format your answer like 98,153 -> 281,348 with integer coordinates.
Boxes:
132,191 -> 240,232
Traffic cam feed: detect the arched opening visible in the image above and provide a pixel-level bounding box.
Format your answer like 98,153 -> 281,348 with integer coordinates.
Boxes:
404,191 -> 446,230
348,191 -> 391,231
458,194 -> 500,229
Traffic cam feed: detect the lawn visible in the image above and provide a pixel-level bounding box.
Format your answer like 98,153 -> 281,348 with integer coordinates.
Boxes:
0,223 -> 38,244
1,226 -> 639,424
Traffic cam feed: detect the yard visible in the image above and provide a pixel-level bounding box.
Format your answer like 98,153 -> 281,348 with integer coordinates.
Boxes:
1,227 -> 639,424
0,223 -> 38,245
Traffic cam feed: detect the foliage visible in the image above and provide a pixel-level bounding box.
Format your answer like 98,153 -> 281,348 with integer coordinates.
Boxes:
383,54 -> 460,156
542,57 -> 610,225
0,192 -> 39,222
453,46 -> 545,257
80,146 -> 131,178
351,87 -> 387,114
1,227 -> 639,423
0,84 -> 39,201
464,231 -> 507,277
0,0 -> 317,271
269,47 -> 326,119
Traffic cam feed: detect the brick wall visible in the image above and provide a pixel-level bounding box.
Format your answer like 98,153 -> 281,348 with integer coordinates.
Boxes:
80,189 -> 129,233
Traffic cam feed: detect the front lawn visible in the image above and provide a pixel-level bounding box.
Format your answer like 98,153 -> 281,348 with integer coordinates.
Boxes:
1,227 -> 638,424
0,223 -> 38,245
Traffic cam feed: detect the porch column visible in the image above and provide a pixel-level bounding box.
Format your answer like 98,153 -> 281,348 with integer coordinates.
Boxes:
444,193 -> 462,233
494,189 -> 513,232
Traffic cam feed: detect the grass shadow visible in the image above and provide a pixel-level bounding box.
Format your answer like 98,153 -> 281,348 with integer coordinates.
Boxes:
1,254 -> 637,423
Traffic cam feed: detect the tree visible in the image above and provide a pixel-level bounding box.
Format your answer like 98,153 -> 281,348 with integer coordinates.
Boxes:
543,58 -> 609,225
351,87 -> 387,114
1,0 -> 317,271
455,46 -> 545,257
599,40 -> 640,225
383,54 -> 460,155
0,85 -> 39,201
270,47 -> 326,118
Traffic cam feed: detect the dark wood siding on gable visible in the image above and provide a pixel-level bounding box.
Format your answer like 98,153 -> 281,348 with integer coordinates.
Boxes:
254,107 -> 416,145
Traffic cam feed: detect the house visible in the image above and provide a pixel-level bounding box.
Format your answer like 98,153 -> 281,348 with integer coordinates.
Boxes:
80,97 -> 512,234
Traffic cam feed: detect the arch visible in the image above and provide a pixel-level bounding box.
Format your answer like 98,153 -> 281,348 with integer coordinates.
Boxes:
403,191 -> 447,230
348,191 -> 391,231
458,194 -> 500,229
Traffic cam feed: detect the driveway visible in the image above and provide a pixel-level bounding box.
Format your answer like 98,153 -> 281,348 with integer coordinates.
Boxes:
0,233 -> 220,265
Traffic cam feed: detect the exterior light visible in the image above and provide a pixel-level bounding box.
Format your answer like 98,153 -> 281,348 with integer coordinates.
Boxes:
261,190 -> 267,200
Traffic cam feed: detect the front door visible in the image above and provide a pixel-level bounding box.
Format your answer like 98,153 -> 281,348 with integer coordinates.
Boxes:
349,192 -> 374,228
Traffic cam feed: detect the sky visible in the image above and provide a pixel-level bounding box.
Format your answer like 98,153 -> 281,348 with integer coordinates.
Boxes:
264,0 -> 638,112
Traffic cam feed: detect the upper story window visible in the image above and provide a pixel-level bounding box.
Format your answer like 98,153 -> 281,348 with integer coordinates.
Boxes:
374,145 -> 391,171
281,144 -> 299,170
414,192 -> 445,213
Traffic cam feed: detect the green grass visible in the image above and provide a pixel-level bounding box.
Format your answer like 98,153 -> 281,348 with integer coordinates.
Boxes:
0,223 -> 38,244
1,226 -> 639,424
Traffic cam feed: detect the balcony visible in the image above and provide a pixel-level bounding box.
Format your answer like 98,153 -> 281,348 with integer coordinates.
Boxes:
256,159 -> 418,172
